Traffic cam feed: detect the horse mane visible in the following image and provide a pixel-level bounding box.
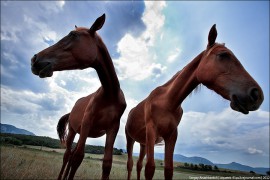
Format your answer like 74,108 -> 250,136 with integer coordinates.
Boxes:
164,69 -> 182,86
95,33 -> 120,92
187,44 -> 225,97
189,84 -> 202,97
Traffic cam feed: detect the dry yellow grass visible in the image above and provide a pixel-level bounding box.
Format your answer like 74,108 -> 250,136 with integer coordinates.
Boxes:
0,145 -> 189,179
3,145 -> 255,180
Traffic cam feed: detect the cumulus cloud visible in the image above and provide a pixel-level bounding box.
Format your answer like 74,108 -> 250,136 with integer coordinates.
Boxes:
247,147 -> 263,155
58,1 -> 65,9
114,1 -> 167,81
176,108 -> 269,162
1,86 -> 66,137
0,65 -> 13,78
1,69 -> 101,138
39,1 -> 65,13
167,48 -> 181,63
1,86 -> 43,114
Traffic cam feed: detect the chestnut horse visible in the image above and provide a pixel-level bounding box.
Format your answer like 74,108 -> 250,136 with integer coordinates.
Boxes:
125,25 -> 264,180
31,14 -> 126,179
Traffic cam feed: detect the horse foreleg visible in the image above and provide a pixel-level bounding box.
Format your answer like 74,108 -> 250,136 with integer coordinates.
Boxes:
145,123 -> 156,180
66,122 -> 90,180
137,144 -> 146,180
102,124 -> 120,180
125,128 -> 135,180
58,127 -> 76,180
164,129 -> 178,180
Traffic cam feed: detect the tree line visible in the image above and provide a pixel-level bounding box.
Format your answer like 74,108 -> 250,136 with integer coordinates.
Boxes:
0,133 -> 123,155
180,162 -> 270,176
180,162 -> 220,172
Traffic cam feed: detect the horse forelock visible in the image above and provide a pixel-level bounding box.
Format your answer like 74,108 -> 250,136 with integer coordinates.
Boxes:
205,43 -> 226,57
75,27 -> 89,31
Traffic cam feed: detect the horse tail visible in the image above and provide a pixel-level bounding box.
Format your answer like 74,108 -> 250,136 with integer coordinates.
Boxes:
57,113 -> 70,145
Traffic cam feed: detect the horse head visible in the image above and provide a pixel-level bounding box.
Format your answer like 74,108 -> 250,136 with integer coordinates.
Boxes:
31,14 -> 106,78
196,24 -> 264,114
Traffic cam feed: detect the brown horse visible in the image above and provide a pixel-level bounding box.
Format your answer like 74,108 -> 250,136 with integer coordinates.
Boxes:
31,14 -> 126,180
125,24 -> 264,180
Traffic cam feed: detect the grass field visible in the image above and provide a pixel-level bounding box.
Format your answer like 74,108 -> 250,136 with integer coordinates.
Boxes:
0,145 -> 264,180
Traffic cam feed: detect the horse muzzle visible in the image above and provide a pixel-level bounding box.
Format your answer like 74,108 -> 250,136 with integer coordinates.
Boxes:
31,54 -> 54,78
230,87 -> 264,114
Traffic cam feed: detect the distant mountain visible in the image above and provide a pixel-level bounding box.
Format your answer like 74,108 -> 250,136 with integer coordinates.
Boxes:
216,162 -> 269,175
152,153 -> 214,166
0,123 -> 35,136
133,153 -> 269,175
134,153 -> 214,165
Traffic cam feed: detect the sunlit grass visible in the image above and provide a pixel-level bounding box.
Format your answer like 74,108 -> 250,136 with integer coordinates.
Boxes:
0,145 -> 187,179
1,145 -> 261,179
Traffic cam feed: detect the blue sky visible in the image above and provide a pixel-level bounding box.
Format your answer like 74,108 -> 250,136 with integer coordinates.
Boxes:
1,1 -> 269,168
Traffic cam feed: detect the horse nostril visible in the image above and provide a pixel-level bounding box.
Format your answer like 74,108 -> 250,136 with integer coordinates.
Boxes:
31,54 -> 37,64
249,87 -> 259,103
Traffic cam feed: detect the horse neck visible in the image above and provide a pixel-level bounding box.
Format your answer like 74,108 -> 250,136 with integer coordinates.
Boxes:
164,51 -> 204,109
94,40 -> 120,97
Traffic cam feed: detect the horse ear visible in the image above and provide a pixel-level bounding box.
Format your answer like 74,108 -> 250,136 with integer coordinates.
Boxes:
89,14 -> 106,33
208,24 -> 217,47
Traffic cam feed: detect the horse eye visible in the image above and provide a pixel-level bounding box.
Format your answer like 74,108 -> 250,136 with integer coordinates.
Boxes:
69,32 -> 74,36
217,52 -> 230,59
69,32 -> 78,37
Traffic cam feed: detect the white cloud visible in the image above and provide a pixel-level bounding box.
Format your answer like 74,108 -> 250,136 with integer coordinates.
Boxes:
42,31 -> 57,44
0,68 -> 101,137
177,108 -> 269,157
120,98 -> 139,123
23,14 -> 58,48
114,1 -> 167,81
167,48 -> 181,63
2,52 -> 19,68
39,1 -> 65,13
44,69 -> 101,110
1,86 -> 42,114
0,65 -> 14,78
141,1 -> 166,45
0,28 -> 19,42
57,0 -> 65,9
247,147 -> 263,155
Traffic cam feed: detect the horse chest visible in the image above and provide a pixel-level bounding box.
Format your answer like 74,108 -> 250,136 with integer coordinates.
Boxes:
150,106 -> 182,137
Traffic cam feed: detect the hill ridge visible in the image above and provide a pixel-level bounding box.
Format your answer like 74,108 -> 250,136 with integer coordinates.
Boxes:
0,123 -> 35,136
134,152 -> 269,175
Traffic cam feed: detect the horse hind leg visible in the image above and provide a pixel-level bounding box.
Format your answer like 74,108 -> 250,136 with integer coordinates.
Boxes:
125,128 -> 135,180
137,144 -> 146,180
64,131 -> 88,180
58,127 -> 76,180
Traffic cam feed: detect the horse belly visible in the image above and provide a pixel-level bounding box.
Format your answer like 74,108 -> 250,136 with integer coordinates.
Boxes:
74,118 -> 109,138
87,107 -> 120,138
88,129 -> 106,138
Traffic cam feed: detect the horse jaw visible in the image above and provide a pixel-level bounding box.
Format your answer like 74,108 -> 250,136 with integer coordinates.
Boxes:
38,63 -> 53,78
230,97 -> 249,114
